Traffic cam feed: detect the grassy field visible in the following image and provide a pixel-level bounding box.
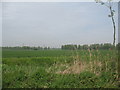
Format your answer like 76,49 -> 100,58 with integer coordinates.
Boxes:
2,49 -> 119,88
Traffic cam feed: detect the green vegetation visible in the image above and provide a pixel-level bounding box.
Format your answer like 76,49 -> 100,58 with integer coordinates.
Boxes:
2,48 -> 119,88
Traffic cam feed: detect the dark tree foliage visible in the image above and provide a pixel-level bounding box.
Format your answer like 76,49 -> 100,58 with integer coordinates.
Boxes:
61,44 -> 77,50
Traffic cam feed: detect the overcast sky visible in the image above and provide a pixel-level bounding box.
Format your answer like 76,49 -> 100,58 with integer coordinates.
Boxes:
2,2 -> 118,48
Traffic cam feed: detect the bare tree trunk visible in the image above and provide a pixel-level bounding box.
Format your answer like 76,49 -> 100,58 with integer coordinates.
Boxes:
109,6 -> 116,46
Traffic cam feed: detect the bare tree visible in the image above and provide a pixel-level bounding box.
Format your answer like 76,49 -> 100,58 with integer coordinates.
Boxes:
95,0 -> 116,46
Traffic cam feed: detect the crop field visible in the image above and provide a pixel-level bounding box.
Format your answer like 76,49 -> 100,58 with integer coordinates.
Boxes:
2,49 -> 119,88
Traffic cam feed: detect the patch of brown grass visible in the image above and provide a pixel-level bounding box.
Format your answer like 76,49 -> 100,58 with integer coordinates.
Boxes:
58,61 -> 87,74
56,60 -> 103,75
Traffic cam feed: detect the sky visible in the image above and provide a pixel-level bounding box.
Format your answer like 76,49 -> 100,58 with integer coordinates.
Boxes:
2,2 -> 118,48
0,2 -> 2,47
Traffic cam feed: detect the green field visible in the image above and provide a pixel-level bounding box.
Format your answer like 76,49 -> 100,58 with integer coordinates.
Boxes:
2,49 -> 119,88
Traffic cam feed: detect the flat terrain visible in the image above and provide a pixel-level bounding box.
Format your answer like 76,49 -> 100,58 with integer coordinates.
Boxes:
2,49 -> 119,88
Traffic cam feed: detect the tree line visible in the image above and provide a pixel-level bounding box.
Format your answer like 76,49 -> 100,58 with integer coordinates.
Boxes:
2,46 -> 52,50
2,43 -> 120,50
61,43 -> 120,50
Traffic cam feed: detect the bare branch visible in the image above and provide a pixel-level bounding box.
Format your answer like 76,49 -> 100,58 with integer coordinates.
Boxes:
95,0 -> 116,46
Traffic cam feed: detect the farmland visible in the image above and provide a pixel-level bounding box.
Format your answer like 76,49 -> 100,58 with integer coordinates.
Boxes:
2,49 -> 119,88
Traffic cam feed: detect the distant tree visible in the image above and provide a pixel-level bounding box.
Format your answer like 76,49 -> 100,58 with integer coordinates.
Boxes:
61,44 -> 77,50
33,47 -> 38,50
22,46 -> 30,49
78,45 -> 81,50
61,45 -> 64,50
115,43 -> 120,50
90,44 -> 96,50
82,45 -> 88,50
103,43 -> 113,49
38,46 -> 43,50
95,0 -> 116,46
